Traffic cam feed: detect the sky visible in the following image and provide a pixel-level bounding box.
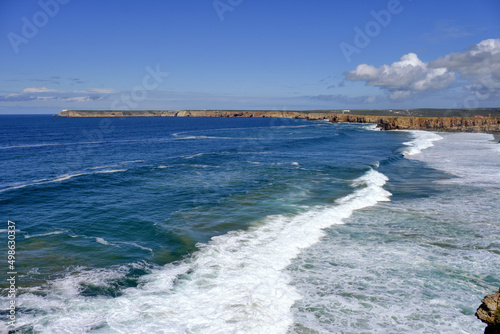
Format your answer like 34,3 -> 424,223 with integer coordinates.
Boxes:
0,0 -> 499,114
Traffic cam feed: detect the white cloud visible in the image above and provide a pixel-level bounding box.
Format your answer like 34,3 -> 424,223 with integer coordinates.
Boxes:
23,87 -> 60,93
345,53 -> 455,100
430,39 -> 500,74
345,39 -> 500,101
429,39 -> 500,98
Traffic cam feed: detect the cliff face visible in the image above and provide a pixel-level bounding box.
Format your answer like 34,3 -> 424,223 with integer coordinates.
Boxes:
377,116 -> 500,133
59,109 -> 336,119
476,289 -> 500,334
58,110 -> 500,133
59,110 -> 334,121
59,110 -> 172,117
329,114 -> 500,133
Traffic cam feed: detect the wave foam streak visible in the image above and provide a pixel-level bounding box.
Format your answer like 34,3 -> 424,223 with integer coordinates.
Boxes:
410,132 -> 500,187
287,129 -> 500,333
13,169 -> 391,333
401,130 -> 443,156
0,169 -> 127,193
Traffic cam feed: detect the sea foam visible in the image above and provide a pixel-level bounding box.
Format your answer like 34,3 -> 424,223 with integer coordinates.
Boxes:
409,132 -> 500,187
12,169 -> 391,333
0,169 -> 127,194
401,130 -> 443,156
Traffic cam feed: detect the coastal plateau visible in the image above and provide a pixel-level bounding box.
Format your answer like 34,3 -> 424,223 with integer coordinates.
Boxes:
58,110 -> 500,133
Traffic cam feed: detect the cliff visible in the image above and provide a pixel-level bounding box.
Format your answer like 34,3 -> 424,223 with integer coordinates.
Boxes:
58,109 -> 333,120
329,114 -> 500,133
477,289 -> 500,334
58,110 -> 500,133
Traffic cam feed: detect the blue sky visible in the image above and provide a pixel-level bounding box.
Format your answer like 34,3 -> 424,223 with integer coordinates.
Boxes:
1,0 -> 499,114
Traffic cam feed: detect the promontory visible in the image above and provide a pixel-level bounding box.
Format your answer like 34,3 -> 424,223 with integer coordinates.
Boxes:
58,109 -> 500,133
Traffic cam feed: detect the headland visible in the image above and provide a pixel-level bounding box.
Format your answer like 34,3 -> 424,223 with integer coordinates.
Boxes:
58,109 -> 500,133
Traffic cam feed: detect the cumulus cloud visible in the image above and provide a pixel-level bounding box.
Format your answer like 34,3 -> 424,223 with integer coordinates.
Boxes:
345,53 -> 455,100
429,39 -> 500,98
345,39 -> 500,100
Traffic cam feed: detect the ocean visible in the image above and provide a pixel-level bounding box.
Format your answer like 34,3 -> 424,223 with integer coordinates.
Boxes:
1,115 -> 499,333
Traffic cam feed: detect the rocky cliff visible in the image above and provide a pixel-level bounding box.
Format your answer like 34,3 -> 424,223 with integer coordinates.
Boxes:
58,109 -> 333,120
477,289 -> 500,334
58,110 -> 500,133
329,114 -> 500,133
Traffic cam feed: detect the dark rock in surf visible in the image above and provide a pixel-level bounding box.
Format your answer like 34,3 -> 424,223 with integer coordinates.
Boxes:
476,289 -> 500,334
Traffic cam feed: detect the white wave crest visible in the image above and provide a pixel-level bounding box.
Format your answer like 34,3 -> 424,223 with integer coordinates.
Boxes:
401,130 -> 443,156
409,132 -> 500,187
364,124 -> 382,131
24,231 -> 66,239
12,169 -> 391,333
96,237 -> 110,245
0,169 -> 127,194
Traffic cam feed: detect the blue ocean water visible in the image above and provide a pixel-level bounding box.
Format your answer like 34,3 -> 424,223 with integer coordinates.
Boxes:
1,115 -> 499,333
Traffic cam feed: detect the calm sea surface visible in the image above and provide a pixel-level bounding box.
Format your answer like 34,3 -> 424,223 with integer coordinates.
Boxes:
1,115 -> 499,333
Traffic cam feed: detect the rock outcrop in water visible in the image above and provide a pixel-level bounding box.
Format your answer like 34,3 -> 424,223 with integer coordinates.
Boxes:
58,110 -> 500,133
477,289 -> 500,334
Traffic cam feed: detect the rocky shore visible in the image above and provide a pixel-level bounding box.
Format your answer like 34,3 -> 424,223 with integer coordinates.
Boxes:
331,114 -> 500,133
58,110 -> 500,133
477,289 -> 500,334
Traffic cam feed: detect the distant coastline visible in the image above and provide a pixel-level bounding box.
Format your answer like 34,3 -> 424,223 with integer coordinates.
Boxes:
58,109 -> 500,133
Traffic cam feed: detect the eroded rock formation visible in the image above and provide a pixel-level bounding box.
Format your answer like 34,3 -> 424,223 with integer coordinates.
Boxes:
477,289 -> 500,334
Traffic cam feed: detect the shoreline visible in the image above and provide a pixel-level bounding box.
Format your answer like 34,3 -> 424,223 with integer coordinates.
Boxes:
58,109 -> 500,134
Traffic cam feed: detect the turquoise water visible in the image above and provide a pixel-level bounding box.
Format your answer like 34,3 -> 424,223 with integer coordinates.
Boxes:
0,115 -> 499,333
